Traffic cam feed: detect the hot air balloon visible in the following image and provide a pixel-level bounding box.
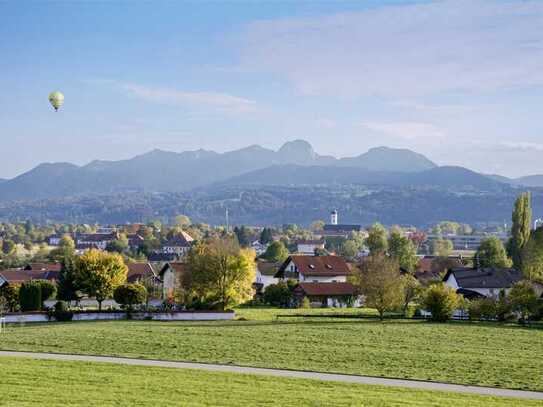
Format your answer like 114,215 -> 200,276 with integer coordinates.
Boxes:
48,91 -> 64,111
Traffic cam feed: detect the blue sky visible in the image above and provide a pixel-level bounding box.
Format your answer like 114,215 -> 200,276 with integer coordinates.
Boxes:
1,0 -> 542,178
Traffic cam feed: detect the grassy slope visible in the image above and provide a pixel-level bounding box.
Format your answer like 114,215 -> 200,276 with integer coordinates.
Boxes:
0,357 -> 540,407
1,308 -> 541,391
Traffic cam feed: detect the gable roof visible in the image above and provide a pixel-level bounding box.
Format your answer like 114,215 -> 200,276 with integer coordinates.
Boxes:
159,262 -> 187,277
294,282 -> 356,296
163,232 -> 194,247
0,269 -> 59,284
24,262 -> 62,272
127,262 -> 156,283
76,232 -> 118,242
444,267 -> 522,289
256,260 -> 279,276
276,255 -> 350,278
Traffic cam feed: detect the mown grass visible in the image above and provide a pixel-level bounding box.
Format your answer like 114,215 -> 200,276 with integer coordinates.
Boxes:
1,308 -> 542,391
0,357 -> 540,406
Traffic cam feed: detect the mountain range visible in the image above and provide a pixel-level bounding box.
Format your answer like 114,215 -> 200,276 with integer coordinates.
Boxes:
0,139 -> 540,203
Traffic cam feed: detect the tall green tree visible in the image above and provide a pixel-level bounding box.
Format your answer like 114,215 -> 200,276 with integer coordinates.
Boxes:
356,254 -> 403,320
521,227 -> 543,282
73,249 -> 128,311
185,238 -> 256,310
388,227 -> 418,272
366,223 -> 388,255
430,239 -> 453,257
262,241 -> 289,263
259,228 -> 273,244
475,237 -> 512,269
510,192 -> 532,269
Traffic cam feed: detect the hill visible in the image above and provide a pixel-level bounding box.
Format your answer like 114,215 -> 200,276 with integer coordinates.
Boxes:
0,141 -> 439,202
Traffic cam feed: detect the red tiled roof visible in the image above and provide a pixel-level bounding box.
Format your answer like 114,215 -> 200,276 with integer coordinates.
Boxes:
277,255 -> 351,277
24,263 -> 62,272
295,282 -> 356,296
0,269 -> 58,284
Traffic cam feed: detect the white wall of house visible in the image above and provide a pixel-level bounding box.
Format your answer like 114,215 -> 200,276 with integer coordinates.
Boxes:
162,268 -> 176,299
255,270 -> 278,288
444,273 -> 508,298
163,246 -> 189,255
299,273 -> 347,283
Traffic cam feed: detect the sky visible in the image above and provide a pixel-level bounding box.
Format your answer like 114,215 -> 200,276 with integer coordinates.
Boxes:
1,0 -> 543,178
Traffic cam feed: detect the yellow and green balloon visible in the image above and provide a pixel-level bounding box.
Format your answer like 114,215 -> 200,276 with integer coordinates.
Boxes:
48,91 -> 64,111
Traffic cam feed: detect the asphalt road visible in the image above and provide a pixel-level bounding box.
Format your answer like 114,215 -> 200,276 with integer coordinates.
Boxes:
1,350 -> 542,401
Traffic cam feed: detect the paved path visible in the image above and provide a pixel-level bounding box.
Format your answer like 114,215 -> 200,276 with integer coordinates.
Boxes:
1,350 -> 542,401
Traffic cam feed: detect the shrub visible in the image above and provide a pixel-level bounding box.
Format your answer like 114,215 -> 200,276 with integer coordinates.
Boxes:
509,281 -> 539,321
299,296 -> 311,309
0,284 -> 19,312
113,283 -> 147,311
422,284 -> 459,322
53,300 -> 73,322
19,281 -> 42,311
263,281 -> 293,307
37,280 -> 57,303
469,298 -> 496,320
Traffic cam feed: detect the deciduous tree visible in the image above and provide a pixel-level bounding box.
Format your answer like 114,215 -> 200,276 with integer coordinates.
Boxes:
185,238 -> 256,310
73,249 -> 128,311
357,254 -> 403,320
475,237 -> 512,269
366,223 -> 388,255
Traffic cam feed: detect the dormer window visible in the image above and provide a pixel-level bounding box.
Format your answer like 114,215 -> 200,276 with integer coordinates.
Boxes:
325,264 -> 332,269
308,264 -> 315,269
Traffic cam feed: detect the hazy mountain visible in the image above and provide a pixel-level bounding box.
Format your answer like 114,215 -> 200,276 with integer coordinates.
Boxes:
219,164 -> 504,190
513,175 -> 543,187
0,140 -> 442,202
337,146 -> 436,172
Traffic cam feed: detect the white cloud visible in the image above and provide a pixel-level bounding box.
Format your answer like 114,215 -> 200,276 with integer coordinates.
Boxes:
121,83 -> 257,114
238,0 -> 543,98
360,121 -> 445,140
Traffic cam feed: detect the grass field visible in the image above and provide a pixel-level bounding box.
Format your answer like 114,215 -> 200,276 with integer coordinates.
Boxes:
1,308 -> 542,391
0,357 -> 540,406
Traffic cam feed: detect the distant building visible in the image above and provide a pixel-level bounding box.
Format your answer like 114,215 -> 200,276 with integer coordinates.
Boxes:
251,240 -> 268,256
321,210 -> 362,238
161,232 -> 194,256
75,232 -> 118,251
426,234 -> 508,251
296,239 -> 325,255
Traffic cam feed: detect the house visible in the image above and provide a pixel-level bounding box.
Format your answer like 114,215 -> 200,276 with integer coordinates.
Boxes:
411,256 -> 464,285
254,260 -> 279,293
321,210 -> 362,238
126,262 -> 161,299
293,282 -> 358,308
127,234 -> 145,250
47,233 -> 74,246
426,233 -> 508,251
296,239 -> 325,255
148,252 -> 180,263
159,262 -> 187,300
161,232 -> 194,256
0,268 -> 59,286
24,262 -> 62,272
275,255 -> 351,283
443,267 -> 523,299
75,232 -> 118,251
251,240 -> 268,256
